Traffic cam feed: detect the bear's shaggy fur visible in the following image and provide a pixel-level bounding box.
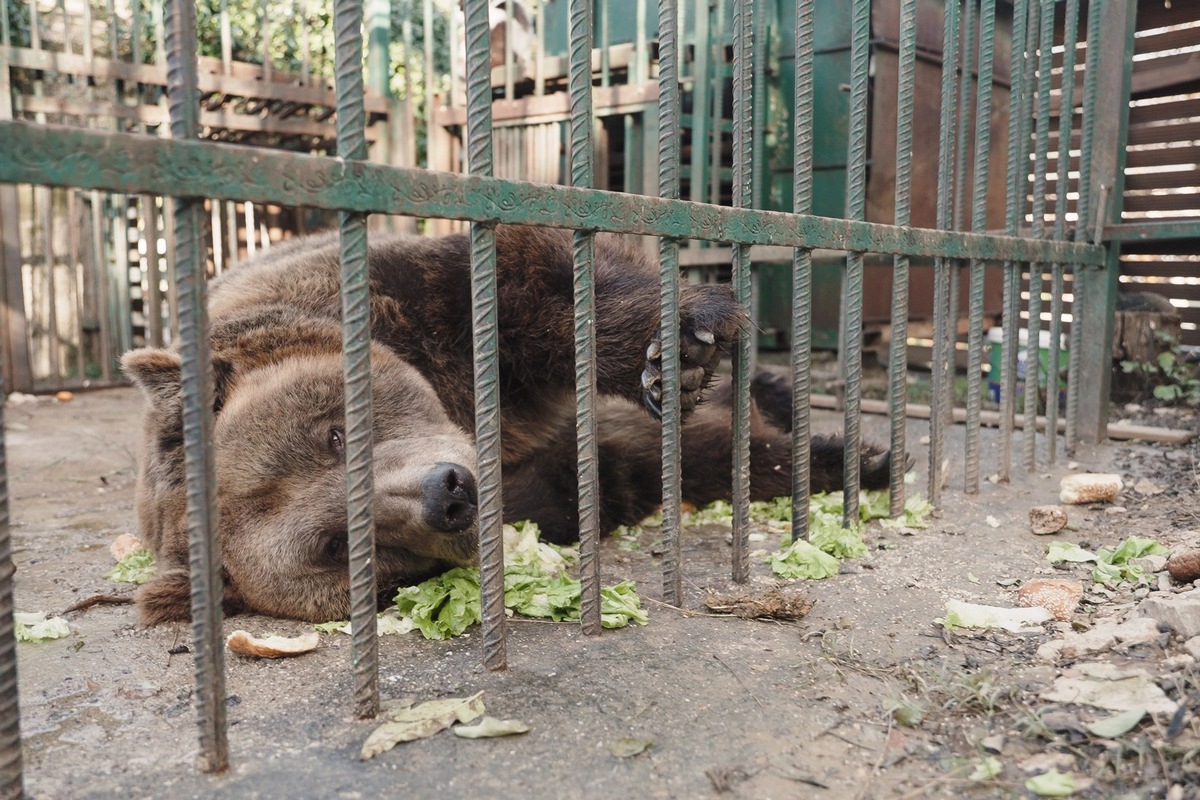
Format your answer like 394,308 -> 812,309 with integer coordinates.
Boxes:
124,226 -> 893,624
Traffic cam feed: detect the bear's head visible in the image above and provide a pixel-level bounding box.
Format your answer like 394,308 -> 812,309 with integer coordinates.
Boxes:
122,319 -> 480,624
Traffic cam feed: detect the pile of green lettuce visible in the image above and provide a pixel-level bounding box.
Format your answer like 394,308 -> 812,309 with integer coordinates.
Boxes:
361,521 -> 649,640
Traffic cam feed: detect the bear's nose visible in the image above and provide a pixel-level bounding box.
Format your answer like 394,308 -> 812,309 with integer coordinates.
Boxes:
420,462 -> 478,533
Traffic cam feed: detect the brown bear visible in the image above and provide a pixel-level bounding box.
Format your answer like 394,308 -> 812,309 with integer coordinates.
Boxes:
123,225 -> 894,624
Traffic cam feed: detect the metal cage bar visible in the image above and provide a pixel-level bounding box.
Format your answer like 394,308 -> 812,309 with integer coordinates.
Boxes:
841,0 -> 871,527
568,0 -> 601,635
334,0 -> 380,719
1047,0 -> 1080,466
888,0 -> 917,516
463,0 -> 506,672
730,0 -> 753,582
165,0 -> 228,774
999,0 -> 1033,483
657,0 -> 684,607
964,0 -> 996,494
791,0 -> 814,541
928,0 -> 960,507
1065,0 -> 1102,455
1023,0 -> 1054,472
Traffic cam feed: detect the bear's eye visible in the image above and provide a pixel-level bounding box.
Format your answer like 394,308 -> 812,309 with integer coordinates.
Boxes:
328,427 -> 345,459
323,536 -> 349,565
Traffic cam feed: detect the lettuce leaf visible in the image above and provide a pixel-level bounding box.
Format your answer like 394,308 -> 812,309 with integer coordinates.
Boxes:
105,548 -> 156,585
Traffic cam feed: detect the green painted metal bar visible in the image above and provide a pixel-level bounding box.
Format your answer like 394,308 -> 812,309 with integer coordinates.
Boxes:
944,0 -> 976,462
688,0 -> 710,205
929,0 -> 960,508
0,386 -> 18,800
1066,0 -> 1101,455
1104,221 -> 1200,242
1073,0 -> 1136,446
1023,0 -> 1053,472
367,0 -> 391,97
1047,0 -> 1080,466
731,0 -> 752,582
334,0 -> 380,719
791,0 -> 814,541
0,122 -> 1105,266
464,0 -> 506,671
841,0 -> 870,527
0,212 -> 21,797
657,0 -> 684,606
165,0 -> 227,774
889,0 -> 916,516
964,0 -> 995,495
1000,0 -> 1033,483
569,0 -> 601,636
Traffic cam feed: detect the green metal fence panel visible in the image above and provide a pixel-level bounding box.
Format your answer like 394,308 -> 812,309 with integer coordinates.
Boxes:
0,0 -> 1151,791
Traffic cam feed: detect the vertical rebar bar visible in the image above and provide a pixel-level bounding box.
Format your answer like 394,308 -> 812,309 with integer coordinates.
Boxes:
657,0 -> 684,606
730,0 -> 753,580
165,0 -> 227,773
423,0 -> 435,166
1000,0 -> 1031,482
888,0 -> 916,516
791,0 -> 814,540
334,0 -> 379,719
464,0 -> 505,670
0,261 -> 21,800
1066,0 -> 1100,456
964,0 -> 995,494
929,0 -> 960,507
1023,0 -> 1052,472
1048,0 -> 1079,465
839,0 -> 870,527
569,0 -> 600,635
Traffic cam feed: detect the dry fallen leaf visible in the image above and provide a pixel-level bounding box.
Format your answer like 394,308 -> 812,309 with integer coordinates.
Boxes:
110,533 -> 144,562
225,630 -> 319,659
453,716 -> 530,738
361,692 -> 486,759
611,736 -> 652,758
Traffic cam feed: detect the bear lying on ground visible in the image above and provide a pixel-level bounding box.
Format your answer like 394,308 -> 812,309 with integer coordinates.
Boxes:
123,225 -> 895,624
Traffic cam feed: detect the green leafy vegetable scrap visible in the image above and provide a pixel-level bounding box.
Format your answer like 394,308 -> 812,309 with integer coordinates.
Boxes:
105,548 -> 156,585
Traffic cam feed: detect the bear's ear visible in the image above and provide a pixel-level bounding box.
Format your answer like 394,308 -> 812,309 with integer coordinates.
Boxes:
122,348 -> 237,413
122,348 -> 182,406
137,569 -> 249,626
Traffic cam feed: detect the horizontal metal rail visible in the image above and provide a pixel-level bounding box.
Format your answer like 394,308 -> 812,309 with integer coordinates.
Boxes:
1103,220 -> 1200,242
0,121 -> 1106,266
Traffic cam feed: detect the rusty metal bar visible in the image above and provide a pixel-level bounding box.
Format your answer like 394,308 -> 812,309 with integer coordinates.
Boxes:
731,0 -> 752,581
0,247 -> 21,800
791,0 -> 814,540
334,0 -> 380,719
929,0 -> 960,508
569,0 -> 600,635
964,0 -> 995,494
1065,0 -> 1101,454
464,0 -> 506,671
657,0 -> 683,606
1000,0 -> 1032,483
0,121 -> 1106,267
1023,0 -> 1053,473
888,0 -> 916,516
840,0 -> 870,527
1047,0 -> 1080,465
1072,0 -> 1136,446
165,0 -> 227,773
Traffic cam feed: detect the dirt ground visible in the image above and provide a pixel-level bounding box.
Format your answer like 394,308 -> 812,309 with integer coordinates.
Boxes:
5,387 -> 1200,799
